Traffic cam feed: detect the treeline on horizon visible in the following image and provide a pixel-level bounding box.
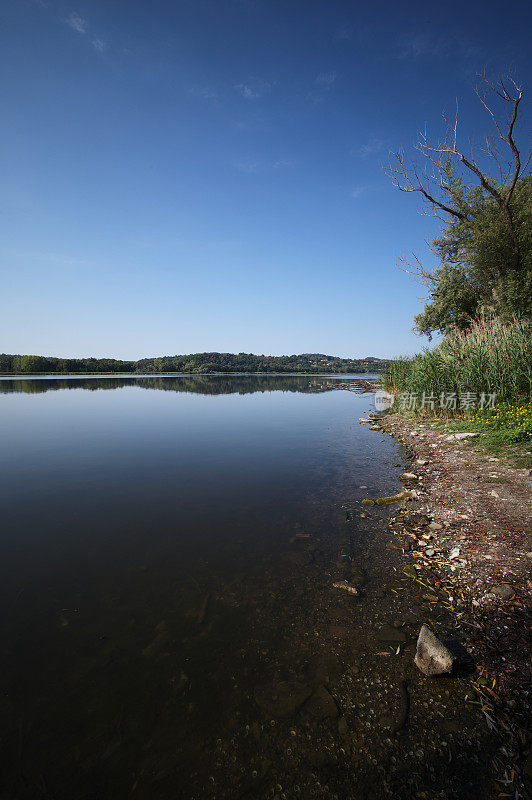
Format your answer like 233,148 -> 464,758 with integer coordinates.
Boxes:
0,352 -> 389,375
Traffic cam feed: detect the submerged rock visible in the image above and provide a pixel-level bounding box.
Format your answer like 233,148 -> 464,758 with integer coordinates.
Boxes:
376,493 -> 406,506
377,624 -> 406,643
488,584 -> 515,600
414,625 -> 455,676
254,679 -> 312,718
305,686 -> 338,719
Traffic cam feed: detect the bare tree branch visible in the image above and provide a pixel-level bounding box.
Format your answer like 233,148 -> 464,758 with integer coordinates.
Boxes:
387,72 -> 529,272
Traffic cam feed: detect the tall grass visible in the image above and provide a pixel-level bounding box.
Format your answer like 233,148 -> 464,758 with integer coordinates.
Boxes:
384,316 -> 532,409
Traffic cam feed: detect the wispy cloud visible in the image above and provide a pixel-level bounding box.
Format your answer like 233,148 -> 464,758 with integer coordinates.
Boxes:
356,138 -> 385,158
66,12 -> 87,33
65,11 -> 106,52
201,88 -> 218,101
315,71 -> 337,87
272,159 -> 296,169
235,84 -> 260,99
234,159 -> 261,174
350,186 -> 365,199
234,79 -> 272,100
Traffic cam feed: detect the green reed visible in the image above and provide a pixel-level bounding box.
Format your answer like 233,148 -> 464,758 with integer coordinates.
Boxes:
384,316 -> 532,409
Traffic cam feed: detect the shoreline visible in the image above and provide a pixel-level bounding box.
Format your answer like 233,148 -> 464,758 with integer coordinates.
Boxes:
371,410 -> 532,793
0,371 -> 382,379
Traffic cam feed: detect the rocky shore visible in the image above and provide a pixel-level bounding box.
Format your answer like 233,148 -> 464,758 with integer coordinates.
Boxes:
372,410 -> 532,794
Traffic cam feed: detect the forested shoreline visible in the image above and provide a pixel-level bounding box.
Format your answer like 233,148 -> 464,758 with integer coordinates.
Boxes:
0,352 -> 388,375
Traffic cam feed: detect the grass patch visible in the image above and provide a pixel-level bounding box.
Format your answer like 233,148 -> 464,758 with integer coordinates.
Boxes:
445,401 -> 532,444
387,402 -> 532,470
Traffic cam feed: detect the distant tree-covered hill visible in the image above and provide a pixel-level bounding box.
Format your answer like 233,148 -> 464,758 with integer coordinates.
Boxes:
0,352 -> 388,375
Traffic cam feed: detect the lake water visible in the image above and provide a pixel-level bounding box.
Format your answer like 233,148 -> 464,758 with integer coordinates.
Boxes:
0,376 -> 494,799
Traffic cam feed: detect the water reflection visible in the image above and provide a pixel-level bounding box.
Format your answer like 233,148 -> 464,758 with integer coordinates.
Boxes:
0,374 -> 376,395
8,376 -> 490,800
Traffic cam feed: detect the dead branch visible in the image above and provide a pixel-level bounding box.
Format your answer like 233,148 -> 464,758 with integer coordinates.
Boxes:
386,72 -> 529,271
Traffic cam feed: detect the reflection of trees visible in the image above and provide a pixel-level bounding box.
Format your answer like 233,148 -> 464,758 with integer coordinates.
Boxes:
0,375 -> 372,396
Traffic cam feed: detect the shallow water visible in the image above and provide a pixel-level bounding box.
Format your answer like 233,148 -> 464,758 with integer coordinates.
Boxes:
0,376 -> 496,799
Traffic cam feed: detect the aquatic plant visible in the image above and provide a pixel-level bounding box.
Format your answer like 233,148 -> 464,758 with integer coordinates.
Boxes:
384,315 -> 532,407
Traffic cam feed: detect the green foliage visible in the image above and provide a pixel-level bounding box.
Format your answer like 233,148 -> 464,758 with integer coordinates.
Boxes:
415,176 -> 532,337
384,315 -> 532,407
0,352 -> 388,375
134,352 -> 387,374
0,355 -> 137,374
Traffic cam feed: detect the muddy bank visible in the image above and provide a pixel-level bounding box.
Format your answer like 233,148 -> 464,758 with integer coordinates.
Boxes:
372,410 -> 532,795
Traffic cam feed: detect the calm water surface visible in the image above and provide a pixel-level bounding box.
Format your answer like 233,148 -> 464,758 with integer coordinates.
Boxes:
0,376 -> 494,800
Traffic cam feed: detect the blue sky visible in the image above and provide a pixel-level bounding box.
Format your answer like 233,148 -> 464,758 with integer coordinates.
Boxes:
1,0 -> 530,359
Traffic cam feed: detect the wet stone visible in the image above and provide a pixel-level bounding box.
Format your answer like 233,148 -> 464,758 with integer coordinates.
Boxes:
254,680 -> 313,718
414,625 -> 455,676
304,654 -> 341,687
305,686 -> 338,719
377,624 -> 407,643
488,584 -> 515,600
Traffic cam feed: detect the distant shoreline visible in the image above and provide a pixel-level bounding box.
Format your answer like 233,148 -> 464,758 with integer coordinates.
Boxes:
0,371 -> 382,379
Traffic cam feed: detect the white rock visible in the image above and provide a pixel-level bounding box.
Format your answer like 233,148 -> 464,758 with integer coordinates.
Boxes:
414,625 -> 455,676
449,547 -> 460,560
453,432 -> 480,440
402,472 -> 418,480
332,580 -> 359,596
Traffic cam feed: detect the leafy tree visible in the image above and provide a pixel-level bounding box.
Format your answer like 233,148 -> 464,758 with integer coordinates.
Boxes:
388,73 -> 531,337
